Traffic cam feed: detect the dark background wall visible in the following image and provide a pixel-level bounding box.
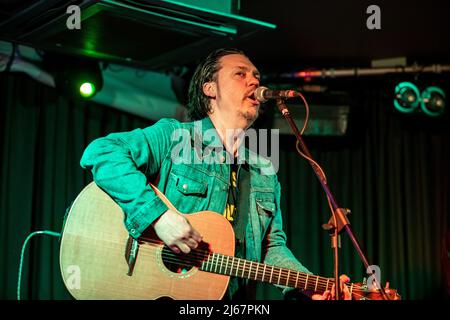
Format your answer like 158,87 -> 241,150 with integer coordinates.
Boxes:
1,72 -> 449,300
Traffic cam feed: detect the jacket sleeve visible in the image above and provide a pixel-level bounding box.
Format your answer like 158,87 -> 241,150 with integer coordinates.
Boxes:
80,118 -> 178,239
262,177 -> 313,296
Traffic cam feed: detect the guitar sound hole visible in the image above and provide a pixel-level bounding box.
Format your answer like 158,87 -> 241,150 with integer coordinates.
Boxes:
161,246 -> 194,274
161,242 -> 211,274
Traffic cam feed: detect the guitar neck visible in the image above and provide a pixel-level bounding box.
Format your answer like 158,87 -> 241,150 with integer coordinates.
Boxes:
200,252 -> 335,293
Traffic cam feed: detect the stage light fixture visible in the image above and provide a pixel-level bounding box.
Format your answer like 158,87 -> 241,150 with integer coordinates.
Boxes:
394,82 -> 420,113
70,60 -> 103,99
46,54 -> 103,99
79,82 -> 96,98
420,86 -> 446,117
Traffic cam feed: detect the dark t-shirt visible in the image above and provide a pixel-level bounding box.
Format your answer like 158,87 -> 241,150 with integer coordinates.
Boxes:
223,161 -> 251,300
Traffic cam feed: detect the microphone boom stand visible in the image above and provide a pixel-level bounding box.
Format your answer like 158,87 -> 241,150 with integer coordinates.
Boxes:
275,98 -> 390,300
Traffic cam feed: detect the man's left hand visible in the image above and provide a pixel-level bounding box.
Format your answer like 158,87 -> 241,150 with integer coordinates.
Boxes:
311,274 -> 352,300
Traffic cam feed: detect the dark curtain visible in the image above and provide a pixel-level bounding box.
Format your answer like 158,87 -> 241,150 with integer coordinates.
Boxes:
0,73 -> 151,299
1,73 -> 449,300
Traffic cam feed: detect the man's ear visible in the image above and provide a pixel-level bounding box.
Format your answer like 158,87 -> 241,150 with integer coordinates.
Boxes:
203,82 -> 216,98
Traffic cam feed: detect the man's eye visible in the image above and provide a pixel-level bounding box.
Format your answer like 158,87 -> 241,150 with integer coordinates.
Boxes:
236,72 -> 245,77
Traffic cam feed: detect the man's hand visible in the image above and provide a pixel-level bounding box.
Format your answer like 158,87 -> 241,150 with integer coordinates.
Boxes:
152,209 -> 203,254
311,274 -> 352,300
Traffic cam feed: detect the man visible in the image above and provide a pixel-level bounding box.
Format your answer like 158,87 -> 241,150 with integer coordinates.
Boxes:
80,48 -> 350,300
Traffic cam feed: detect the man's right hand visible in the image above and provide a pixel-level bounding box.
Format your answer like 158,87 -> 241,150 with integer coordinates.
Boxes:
152,210 -> 203,254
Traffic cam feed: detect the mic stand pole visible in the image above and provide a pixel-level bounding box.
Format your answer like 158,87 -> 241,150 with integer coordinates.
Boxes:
275,98 -> 390,300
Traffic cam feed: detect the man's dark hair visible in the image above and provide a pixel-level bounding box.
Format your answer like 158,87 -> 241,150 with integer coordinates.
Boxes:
187,48 -> 246,120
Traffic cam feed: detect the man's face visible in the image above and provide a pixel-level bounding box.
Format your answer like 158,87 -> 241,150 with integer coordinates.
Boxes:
208,54 -> 261,126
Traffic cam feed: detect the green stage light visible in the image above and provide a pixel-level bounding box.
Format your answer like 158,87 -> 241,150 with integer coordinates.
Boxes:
79,82 -> 96,98
394,82 -> 420,113
421,86 -> 445,117
46,53 -> 103,99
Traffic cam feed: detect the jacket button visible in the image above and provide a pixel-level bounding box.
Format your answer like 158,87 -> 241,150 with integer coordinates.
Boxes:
182,183 -> 188,190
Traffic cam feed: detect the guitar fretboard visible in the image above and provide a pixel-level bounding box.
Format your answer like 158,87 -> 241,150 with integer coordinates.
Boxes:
199,252 -> 341,294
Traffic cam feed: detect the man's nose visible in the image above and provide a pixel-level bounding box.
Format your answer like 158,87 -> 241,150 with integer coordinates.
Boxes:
248,75 -> 260,87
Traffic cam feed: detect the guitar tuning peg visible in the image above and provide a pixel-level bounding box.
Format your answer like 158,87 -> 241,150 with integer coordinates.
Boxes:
385,281 -> 390,292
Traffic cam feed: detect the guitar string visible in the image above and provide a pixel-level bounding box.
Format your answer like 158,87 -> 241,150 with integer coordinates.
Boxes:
145,242 -> 339,289
99,239 -> 361,294
157,251 -> 365,292
107,237 -> 370,294
139,239 -> 366,290
138,253 -> 375,300
111,239 -> 382,300
136,239 -> 369,292
136,238 -> 391,297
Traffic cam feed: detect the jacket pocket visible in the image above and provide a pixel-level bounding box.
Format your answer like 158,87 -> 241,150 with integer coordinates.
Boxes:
253,192 -> 276,239
167,170 -> 209,213
174,173 -> 208,196
256,200 -> 275,216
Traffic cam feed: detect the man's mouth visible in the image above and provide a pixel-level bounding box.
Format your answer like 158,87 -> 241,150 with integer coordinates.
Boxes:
246,92 -> 260,105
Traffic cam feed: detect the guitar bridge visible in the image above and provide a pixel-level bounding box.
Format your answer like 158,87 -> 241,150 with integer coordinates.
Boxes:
125,236 -> 140,276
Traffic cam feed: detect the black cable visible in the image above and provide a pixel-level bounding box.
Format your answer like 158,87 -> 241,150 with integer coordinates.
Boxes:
4,43 -> 16,72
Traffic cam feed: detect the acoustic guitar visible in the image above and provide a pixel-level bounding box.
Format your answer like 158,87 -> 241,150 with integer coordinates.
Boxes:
59,182 -> 400,300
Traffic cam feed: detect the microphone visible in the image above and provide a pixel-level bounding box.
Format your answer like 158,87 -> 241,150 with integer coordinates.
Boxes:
254,86 -> 298,103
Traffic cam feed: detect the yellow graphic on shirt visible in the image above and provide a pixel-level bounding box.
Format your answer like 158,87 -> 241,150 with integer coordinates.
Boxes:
224,170 -> 237,222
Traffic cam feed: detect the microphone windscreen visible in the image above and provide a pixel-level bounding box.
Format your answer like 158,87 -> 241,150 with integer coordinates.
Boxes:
254,86 -> 268,103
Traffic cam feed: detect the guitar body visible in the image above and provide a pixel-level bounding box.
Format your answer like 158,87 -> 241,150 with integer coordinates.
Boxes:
60,182 -> 234,300
61,182 -> 401,300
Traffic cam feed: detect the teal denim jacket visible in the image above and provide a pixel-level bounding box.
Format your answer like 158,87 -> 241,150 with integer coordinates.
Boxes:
80,117 -> 311,294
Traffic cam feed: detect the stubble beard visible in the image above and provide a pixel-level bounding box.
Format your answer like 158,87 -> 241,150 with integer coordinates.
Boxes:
215,85 -> 259,126
239,107 -> 259,126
